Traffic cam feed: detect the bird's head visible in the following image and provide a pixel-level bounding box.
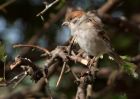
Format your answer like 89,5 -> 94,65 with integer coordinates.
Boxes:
62,10 -> 86,31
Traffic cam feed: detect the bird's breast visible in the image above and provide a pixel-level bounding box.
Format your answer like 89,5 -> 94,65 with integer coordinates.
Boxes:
75,28 -> 109,56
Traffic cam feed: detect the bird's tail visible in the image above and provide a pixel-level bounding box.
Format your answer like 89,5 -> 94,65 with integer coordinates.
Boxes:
108,51 -> 125,66
108,51 -> 138,78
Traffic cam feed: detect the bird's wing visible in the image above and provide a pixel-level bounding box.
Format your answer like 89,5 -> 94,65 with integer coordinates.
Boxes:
100,29 -> 116,52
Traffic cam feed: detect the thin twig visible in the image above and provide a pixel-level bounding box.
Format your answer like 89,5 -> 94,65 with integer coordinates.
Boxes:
100,14 -> 140,40
4,71 -> 27,88
13,44 -> 50,55
67,36 -> 76,54
76,76 -> 86,99
69,55 -> 89,65
70,67 -> 79,81
7,72 -> 26,84
66,36 -> 80,80
56,36 -> 76,87
0,0 -> 16,11
36,0 -> 59,17
13,72 -> 27,88
97,0 -> 121,15
56,62 -> 67,87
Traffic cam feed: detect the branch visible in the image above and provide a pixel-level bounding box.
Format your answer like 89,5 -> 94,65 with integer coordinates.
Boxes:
13,44 -> 50,56
0,0 -> 16,11
75,72 -> 94,99
97,0 -> 122,15
36,0 -> 59,17
9,57 -> 43,83
99,14 -> 140,39
17,6 -> 67,57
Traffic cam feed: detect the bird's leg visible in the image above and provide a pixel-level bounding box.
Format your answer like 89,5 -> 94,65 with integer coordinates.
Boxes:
71,49 -> 85,63
88,57 -> 96,68
67,36 -> 76,54
88,56 -> 99,73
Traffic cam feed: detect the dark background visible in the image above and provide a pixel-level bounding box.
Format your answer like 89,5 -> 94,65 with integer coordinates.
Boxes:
0,0 -> 140,99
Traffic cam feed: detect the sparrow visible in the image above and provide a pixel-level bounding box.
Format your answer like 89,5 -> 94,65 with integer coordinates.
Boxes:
62,10 -> 124,66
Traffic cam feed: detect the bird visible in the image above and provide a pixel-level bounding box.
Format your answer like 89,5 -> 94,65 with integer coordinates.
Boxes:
62,10 -> 124,66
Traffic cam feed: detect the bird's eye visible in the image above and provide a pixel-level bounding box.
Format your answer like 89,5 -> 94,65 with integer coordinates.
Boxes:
72,19 -> 78,24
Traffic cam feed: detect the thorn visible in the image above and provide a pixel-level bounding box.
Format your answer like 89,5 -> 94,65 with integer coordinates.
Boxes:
41,15 -> 45,21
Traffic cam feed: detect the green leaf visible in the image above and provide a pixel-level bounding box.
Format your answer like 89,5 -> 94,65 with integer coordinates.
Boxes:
0,42 -> 7,62
119,55 -> 138,78
120,56 -> 131,61
122,61 -> 138,78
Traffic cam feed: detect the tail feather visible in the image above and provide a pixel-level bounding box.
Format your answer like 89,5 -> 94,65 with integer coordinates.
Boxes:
108,51 -> 125,66
108,52 -> 138,77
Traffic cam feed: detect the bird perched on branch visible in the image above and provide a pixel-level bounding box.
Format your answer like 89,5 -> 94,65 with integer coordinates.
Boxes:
62,10 -> 124,66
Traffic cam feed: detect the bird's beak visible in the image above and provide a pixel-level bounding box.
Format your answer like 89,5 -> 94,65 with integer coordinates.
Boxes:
62,21 -> 69,26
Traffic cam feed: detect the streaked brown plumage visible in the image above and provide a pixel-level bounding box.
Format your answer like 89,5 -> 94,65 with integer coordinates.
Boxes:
63,10 -> 124,65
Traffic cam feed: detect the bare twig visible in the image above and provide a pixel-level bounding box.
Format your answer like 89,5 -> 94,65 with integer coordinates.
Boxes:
9,57 -> 43,83
13,32 -> 42,57
4,77 -> 50,99
7,72 -> 26,84
36,0 -> 59,17
69,66 -> 80,81
13,72 -> 27,88
43,5 -> 67,31
56,36 -> 80,87
69,55 -> 89,65
75,71 -> 95,99
97,0 -> 122,15
1,0 -> 140,98
76,77 -> 86,99
56,62 -> 67,87
0,0 -> 16,11
13,44 -> 50,55
97,0 -> 140,40
99,14 -> 140,39
16,6 -> 67,57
